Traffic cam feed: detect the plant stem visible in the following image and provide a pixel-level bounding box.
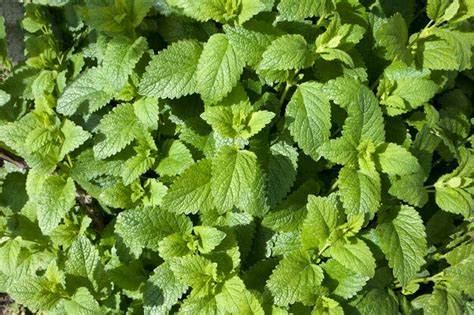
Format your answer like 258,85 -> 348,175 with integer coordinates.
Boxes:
327,180 -> 339,194
279,82 -> 292,105
0,148 -> 29,170
393,271 -> 444,289
317,241 -> 331,258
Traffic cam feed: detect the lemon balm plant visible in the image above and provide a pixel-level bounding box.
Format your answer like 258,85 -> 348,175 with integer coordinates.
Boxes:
0,0 -> 473,313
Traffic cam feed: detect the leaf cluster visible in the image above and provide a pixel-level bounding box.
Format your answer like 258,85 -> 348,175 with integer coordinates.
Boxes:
0,0 -> 473,314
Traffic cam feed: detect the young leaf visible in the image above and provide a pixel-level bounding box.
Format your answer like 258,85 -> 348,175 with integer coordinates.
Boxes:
301,194 -> 341,250
267,249 -> 324,306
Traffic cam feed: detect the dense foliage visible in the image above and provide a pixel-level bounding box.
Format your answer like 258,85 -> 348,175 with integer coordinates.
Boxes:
0,0 -> 473,314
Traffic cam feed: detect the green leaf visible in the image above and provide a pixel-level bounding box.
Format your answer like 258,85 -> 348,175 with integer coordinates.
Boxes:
376,205 -> 427,286
432,29 -> 473,71
262,180 -> 320,232
56,67 -> 112,116
159,233 -> 192,260
103,36 -> 147,92
329,238 -> 376,278
133,97 -> 160,130
121,149 -> 155,185
375,13 -> 411,63
168,0 -> 266,24
277,0 -> 333,21
144,263 -> 187,315
59,120 -> 91,159
301,194 -> 341,250
163,159 -> 215,214
169,255 -> 218,298
63,287 -> 101,315
0,90 -> 10,107
179,295 -> 218,314
267,141 -> 299,206
166,0 -> 230,22
286,82 -> 331,160
413,287 -> 464,315
434,185 -> 473,218
211,146 -> 258,211
215,276 -> 249,314
156,140 -> 194,177
324,78 -> 385,145
417,38 -> 460,71
93,103 -> 144,159
427,0 -> 458,22
0,238 -> 21,275
65,236 -> 106,292
338,166 -> 381,221
312,296 -> 344,315
194,226 -> 226,253
260,35 -> 314,70
388,173 -> 428,207
9,277 -> 62,312
196,34 -> 245,104
318,137 -> 358,166
378,62 -> 439,116
139,40 -> 203,99
82,0 -> 154,34
322,260 -> 369,299
237,0 -> 267,24
376,143 -> 422,175
224,25 -> 275,67
267,249 -> 324,306
115,207 -> 193,256
201,101 -> 274,140
31,175 -> 76,234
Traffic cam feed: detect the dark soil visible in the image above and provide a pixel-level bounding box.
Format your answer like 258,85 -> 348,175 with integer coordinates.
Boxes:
0,293 -> 12,315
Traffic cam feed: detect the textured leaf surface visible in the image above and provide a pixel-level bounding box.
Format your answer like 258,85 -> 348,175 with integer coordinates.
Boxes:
330,238 -> 376,278
57,68 -> 111,116
376,205 -> 427,286
197,34 -> 245,104
260,35 -> 313,70
115,207 -> 193,255
163,159 -> 214,214
267,250 -> 324,306
139,40 -> 203,99
211,146 -> 257,211
286,82 -> 331,160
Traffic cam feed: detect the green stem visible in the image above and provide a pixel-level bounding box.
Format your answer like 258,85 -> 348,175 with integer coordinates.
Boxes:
279,70 -> 298,105
315,14 -> 327,28
327,180 -> 339,194
279,82 -> 292,105
66,154 -> 73,168
393,272 -> 443,289
408,19 -> 435,48
317,241 -> 331,258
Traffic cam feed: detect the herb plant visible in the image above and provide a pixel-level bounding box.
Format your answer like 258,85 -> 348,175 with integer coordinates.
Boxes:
0,0 -> 473,314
